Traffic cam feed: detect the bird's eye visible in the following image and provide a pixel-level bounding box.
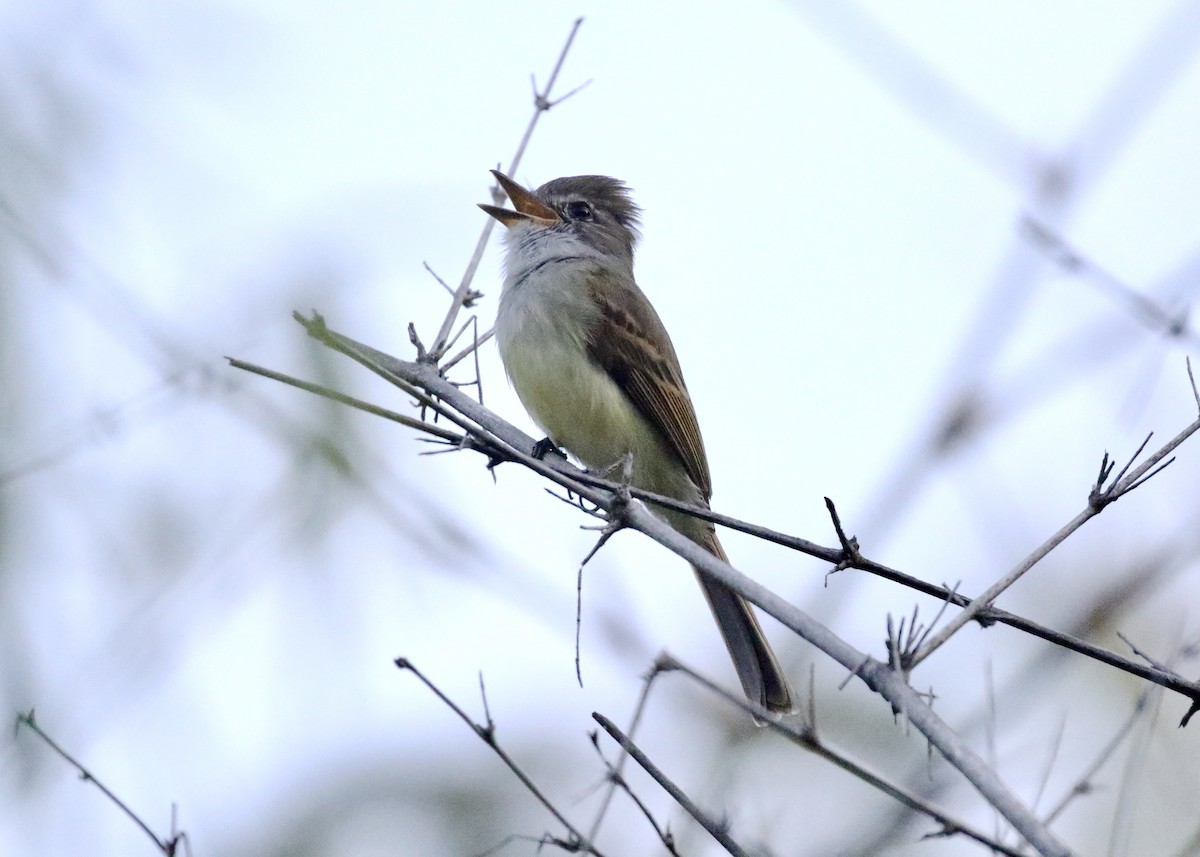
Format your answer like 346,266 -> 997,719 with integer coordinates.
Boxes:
566,201 -> 593,221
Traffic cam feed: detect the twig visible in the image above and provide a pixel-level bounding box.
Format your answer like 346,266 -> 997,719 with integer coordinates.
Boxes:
587,730 -> 681,856
15,710 -> 187,856
228,357 -> 466,445
1117,632 -> 1176,674
245,318 -> 1200,855
422,260 -> 461,300
1023,218 -> 1200,348
442,324 -> 495,373
1041,691 -> 1149,827
1188,356 -> 1200,413
394,659 -> 607,856
592,712 -> 751,857
232,331 -> 1200,712
824,496 -> 862,575
1108,662 -> 1169,854
1031,714 -> 1067,817
429,17 -> 587,361
909,413 -> 1200,668
586,663 -> 660,845
656,656 -> 1031,857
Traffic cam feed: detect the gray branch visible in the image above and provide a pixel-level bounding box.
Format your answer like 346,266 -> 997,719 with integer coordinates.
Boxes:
286,314 -> 1073,857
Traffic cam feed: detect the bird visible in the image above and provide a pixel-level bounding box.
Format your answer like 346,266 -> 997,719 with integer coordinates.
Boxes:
479,170 -> 793,717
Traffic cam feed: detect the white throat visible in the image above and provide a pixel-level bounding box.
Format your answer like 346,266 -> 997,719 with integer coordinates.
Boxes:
499,224 -> 609,294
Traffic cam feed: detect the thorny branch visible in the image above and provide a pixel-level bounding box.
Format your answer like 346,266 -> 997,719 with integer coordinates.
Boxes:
593,713 -> 751,857
656,655 -> 1032,857
15,710 -> 189,856
222,14 -> 1200,856
587,730 -> 681,857
909,404 -> 1200,670
230,342 -> 1200,719
264,317 -> 1074,857
428,17 -> 587,362
394,659 -> 608,857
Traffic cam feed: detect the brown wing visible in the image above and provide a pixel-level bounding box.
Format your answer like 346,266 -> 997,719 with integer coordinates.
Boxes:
585,272 -> 713,499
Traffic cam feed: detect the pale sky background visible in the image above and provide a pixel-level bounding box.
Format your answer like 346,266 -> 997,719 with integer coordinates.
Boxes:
3,2 -> 1200,856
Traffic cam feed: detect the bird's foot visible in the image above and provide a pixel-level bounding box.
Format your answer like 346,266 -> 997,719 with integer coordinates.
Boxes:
531,437 -> 567,462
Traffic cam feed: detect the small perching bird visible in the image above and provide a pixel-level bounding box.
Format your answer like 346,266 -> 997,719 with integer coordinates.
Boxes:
480,170 -> 794,718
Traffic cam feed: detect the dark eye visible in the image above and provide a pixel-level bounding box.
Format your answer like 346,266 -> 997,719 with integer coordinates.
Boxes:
566,200 -> 593,221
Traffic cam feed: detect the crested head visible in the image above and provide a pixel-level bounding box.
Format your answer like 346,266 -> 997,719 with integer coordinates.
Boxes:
535,175 -> 641,234
481,172 -> 643,272
533,175 -> 643,268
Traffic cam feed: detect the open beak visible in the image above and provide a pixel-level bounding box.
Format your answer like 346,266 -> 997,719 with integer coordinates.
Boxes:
478,170 -> 561,228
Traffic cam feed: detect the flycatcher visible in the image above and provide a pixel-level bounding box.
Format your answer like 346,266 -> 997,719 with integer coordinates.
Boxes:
480,170 -> 793,716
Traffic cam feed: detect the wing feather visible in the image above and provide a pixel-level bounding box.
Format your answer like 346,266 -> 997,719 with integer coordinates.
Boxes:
584,273 -> 712,499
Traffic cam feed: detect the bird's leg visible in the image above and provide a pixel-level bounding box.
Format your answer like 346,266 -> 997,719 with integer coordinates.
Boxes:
591,451 -> 635,486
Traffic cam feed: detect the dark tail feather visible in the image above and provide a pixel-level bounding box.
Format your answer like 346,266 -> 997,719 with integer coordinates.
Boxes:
694,533 -> 794,719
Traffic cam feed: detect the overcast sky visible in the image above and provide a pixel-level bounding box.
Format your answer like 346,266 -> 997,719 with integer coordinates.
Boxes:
4,3 -> 1200,856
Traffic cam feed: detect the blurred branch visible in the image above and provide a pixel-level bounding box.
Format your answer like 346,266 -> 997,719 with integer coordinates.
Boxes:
847,1 -> 1200,542
394,659 -> 609,857
586,670 -> 658,846
593,712 -> 751,857
587,728 -> 682,857
14,710 -> 189,856
785,0 -> 1027,185
1023,218 -> 1200,348
1041,690 -> 1150,827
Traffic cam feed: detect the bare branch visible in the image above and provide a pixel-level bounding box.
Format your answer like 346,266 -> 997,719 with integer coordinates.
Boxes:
429,18 -> 587,361
587,730 -> 681,857
242,318 -> 1200,856
15,710 -> 187,856
584,669 -> 661,846
910,411 -> 1200,667
661,657 -> 1031,857
394,659 -> 608,856
593,712 -> 751,857
232,334 -> 1200,712
615,503 -> 1070,853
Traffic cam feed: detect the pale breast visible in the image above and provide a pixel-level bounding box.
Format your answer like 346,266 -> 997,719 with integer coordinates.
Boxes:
498,305 -> 701,515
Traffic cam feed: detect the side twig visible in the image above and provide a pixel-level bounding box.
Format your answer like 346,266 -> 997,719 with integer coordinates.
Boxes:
909,411 -> 1200,668
230,335 -> 1200,715
586,662 -> 660,845
587,730 -> 681,857
662,655 -> 1031,857
296,323 -> 1071,855
429,17 -> 587,361
15,710 -> 188,856
394,658 -> 608,856
592,713 -> 751,857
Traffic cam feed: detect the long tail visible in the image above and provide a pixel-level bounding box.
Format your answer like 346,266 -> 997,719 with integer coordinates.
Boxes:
693,532 -> 794,718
